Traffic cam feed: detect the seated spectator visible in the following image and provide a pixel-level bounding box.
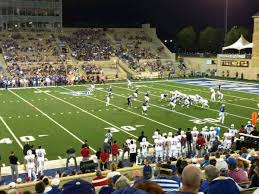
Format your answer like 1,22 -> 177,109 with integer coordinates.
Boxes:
134,160 -> 152,184
35,181 -> 45,194
205,165 -> 220,182
92,170 -> 108,188
227,157 -> 249,183
42,177 -> 52,193
152,164 -> 180,192
49,177 -> 61,194
107,162 -> 121,178
133,181 -> 164,194
167,164 -> 202,194
201,154 -> 210,168
112,187 -> 148,194
61,179 -> 95,194
99,177 -> 115,194
113,175 -> 131,190
215,152 -> 228,171
207,176 -> 240,194
250,158 -> 259,188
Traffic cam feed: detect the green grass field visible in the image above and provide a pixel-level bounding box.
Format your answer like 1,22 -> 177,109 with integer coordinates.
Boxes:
0,79 -> 257,164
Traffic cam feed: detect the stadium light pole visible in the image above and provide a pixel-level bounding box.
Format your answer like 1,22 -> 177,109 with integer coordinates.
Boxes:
225,0 -> 229,34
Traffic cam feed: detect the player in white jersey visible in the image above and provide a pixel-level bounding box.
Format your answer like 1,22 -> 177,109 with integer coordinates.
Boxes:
127,79 -> 132,89
152,131 -> 159,140
210,88 -> 216,102
35,146 -> 46,176
139,138 -> 149,164
166,132 -> 173,158
129,140 -> 137,163
160,93 -> 168,101
169,98 -> 176,110
209,127 -> 217,147
201,126 -> 209,143
170,135 -> 180,158
154,135 -> 164,162
90,83 -> 95,92
223,132 -> 232,149
191,126 -> 199,148
24,150 -> 37,180
217,91 -> 224,101
245,121 -> 254,134
229,124 -> 238,138
106,94 -> 111,106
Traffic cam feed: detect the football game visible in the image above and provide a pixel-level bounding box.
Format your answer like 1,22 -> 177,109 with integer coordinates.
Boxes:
0,0 -> 259,194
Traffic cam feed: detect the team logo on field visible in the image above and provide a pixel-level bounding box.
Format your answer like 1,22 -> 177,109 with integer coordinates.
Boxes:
60,90 -> 92,96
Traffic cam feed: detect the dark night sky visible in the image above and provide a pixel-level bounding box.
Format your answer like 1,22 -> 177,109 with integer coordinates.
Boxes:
63,0 -> 259,38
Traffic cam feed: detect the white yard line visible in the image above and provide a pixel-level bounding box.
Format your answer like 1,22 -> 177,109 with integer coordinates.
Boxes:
60,87 -> 178,132
0,116 -> 23,149
131,85 -> 250,120
8,90 -> 97,152
153,82 -> 257,110
93,86 -> 230,129
38,88 -> 140,139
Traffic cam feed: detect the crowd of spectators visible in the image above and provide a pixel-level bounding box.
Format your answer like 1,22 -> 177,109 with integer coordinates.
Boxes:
1,33 -> 66,64
59,29 -> 114,61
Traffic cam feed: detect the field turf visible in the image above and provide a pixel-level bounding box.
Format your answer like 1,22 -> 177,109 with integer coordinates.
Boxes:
0,79 -> 257,164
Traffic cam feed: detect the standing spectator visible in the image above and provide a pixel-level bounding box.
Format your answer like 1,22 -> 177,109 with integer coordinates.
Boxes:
167,164 -> 202,194
186,128 -> 192,154
100,149 -> 109,171
129,140 -> 137,164
9,151 -> 19,181
227,157 -> 248,183
92,170 -> 108,188
66,147 -> 77,170
103,138 -> 111,154
138,131 -> 147,142
23,142 -> 31,156
196,134 -> 206,157
111,141 -> 119,163
80,145 -> 90,161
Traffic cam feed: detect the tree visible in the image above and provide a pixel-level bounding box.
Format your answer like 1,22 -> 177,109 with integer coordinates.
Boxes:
199,27 -> 224,52
224,26 -> 250,46
176,26 -> 196,51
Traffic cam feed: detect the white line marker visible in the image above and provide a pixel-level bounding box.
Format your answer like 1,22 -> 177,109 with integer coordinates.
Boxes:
8,89 -> 96,152
0,116 -> 23,149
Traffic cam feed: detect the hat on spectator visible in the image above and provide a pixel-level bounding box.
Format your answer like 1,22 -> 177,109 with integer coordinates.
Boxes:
227,158 -> 237,167
112,175 -> 121,184
51,178 -> 60,186
112,187 -> 148,194
61,179 -> 95,194
8,182 -> 16,189
16,178 -> 22,184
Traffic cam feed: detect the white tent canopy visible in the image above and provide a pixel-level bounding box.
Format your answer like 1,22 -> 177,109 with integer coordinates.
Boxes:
222,35 -> 253,51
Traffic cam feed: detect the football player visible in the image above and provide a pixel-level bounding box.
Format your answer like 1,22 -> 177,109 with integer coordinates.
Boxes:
210,88 -> 216,102
154,135 -> 164,162
127,79 -> 132,89
139,138 -> 149,164
127,95 -> 133,108
142,100 -> 148,115
35,146 -> 46,176
24,150 -> 37,180
106,94 -> 111,106
218,104 -> 226,124
217,91 -> 224,101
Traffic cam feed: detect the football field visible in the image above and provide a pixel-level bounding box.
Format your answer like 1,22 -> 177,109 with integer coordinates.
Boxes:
0,79 -> 258,164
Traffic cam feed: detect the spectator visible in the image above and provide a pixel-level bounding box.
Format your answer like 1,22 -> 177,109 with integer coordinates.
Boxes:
186,128 -> 192,153
138,131 -> 147,142
100,149 -> 109,171
42,177 -> 52,193
49,177 -> 61,194
95,148 -> 102,160
99,177 -> 115,194
201,154 -> 210,168
196,134 -> 206,157
205,165 -> 220,182
133,181 -> 165,194
112,187 -> 148,194
35,181 -> 45,194
111,141 -> 119,163
80,145 -> 90,161
61,179 -> 95,194
210,137 -> 221,153
107,162 -> 121,178
250,158 -> 259,188
167,164 -> 202,194
215,152 -> 228,171
92,170 -> 108,187
9,151 -> 19,181
66,147 -> 77,169
134,159 -> 152,184
152,164 -> 180,192
227,157 -> 249,183
81,140 -> 89,149
113,175 -> 131,190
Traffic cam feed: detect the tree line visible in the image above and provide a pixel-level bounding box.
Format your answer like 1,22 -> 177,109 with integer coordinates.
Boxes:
175,26 -> 251,53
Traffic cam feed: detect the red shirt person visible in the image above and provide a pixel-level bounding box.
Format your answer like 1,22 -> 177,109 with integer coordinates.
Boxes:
80,146 -> 90,161
100,149 -> 109,171
92,170 -> 108,187
111,141 -> 119,163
